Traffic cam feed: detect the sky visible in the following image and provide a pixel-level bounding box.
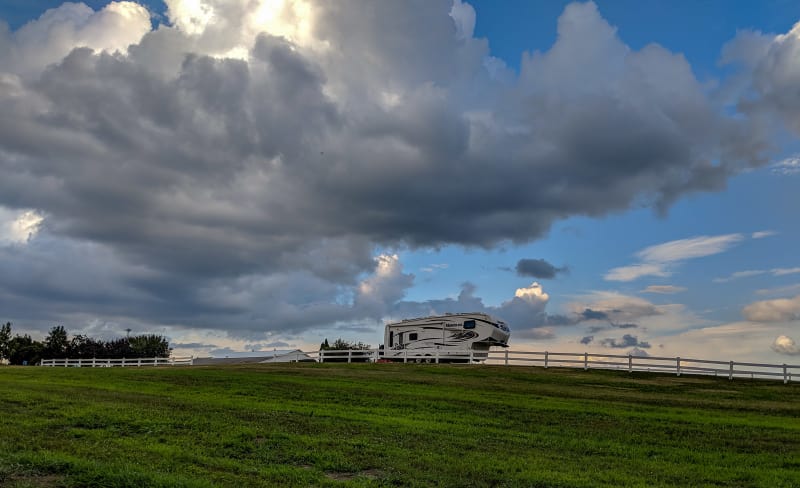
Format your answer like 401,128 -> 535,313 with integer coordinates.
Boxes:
0,0 -> 799,362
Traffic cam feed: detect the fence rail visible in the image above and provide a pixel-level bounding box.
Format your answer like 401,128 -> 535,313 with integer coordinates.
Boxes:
40,356 -> 193,367
40,350 -> 798,384
313,349 -> 797,384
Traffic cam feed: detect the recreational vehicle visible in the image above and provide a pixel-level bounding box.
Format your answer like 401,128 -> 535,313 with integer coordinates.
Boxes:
382,312 -> 510,362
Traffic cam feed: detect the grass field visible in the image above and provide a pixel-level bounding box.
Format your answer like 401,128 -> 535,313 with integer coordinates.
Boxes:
0,363 -> 798,487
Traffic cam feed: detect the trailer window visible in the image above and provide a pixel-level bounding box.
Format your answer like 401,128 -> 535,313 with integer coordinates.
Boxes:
389,331 -> 393,347
409,333 -> 418,341
463,320 -> 476,329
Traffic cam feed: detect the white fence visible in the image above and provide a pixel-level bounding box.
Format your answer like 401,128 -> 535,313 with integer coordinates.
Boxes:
40,356 -> 193,367
313,349 -> 798,384
39,350 -> 799,384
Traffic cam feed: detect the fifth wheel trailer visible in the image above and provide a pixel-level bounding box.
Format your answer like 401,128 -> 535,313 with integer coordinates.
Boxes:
383,312 -> 510,362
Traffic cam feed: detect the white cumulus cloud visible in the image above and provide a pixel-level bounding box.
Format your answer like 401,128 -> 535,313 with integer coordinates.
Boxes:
771,335 -> 800,356
0,2 -> 151,77
742,295 -> 800,322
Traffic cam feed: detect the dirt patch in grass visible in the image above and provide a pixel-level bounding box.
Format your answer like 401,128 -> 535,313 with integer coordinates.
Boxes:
4,473 -> 65,487
324,468 -> 384,481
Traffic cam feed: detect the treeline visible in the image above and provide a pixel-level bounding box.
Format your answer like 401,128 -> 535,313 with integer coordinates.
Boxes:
0,323 -> 171,366
319,338 -> 371,351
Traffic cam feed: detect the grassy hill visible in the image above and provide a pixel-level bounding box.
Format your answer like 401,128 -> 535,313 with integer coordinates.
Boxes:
0,363 -> 798,487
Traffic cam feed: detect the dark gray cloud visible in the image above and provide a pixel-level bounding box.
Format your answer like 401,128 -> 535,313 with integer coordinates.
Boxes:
580,308 -> 609,321
515,258 -> 567,279
600,334 -> 651,349
0,0 -> 786,339
580,335 -> 594,345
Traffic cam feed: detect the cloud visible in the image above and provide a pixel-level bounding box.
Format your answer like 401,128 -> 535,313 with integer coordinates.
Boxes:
773,267 -> 800,276
568,292 -> 662,324
714,267 -> 800,283
580,308 -> 609,321
516,327 -> 556,340
449,0 -> 476,41
628,347 -> 650,357
649,321 -> 787,363
642,285 -> 686,294
420,263 -> 448,273
770,157 -> 800,176
605,264 -> 669,282
172,342 -> 218,349
515,258 -> 567,279
600,334 -> 651,349
606,234 -> 744,281
0,207 -> 44,245
246,341 -> 293,349
752,230 -> 778,239
0,1 -> 780,339
771,335 -> 800,356
636,234 -> 745,263
580,335 -> 594,345
0,2 -> 152,77
713,270 -> 767,283
723,21 -> 800,135
756,283 -> 800,296
742,295 -> 800,322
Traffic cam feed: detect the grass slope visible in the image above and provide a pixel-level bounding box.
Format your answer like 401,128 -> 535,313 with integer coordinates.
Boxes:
0,363 -> 798,487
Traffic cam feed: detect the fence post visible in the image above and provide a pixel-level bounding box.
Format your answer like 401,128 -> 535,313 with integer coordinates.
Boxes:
92,357 -> 96,367
729,361 -> 734,380
784,364 -> 788,385
320,350 -> 325,363
628,354 -> 632,373
64,358 -> 68,368
435,349 -> 439,364
348,350 -> 352,363
137,358 -> 142,367
676,357 -> 681,377
469,350 -> 474,363
544,351 -> 549,369
404,348 -> 407,364
504,349 -> 509,366
584,352 -> 588,371
78,358 -> 83,368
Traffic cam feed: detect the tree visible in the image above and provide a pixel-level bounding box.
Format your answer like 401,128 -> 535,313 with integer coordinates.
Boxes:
331,338 -> 370,350
320,338 -> 372,362
44,325 -> 69,359
129,334 -> 171,358
0,322 -> 11,362
104,338 -> 132,358
8,334 -> 44,365
67,335 -> 105,359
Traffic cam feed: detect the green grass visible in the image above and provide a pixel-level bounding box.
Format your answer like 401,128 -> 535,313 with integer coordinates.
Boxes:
0,363 -> 798,487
